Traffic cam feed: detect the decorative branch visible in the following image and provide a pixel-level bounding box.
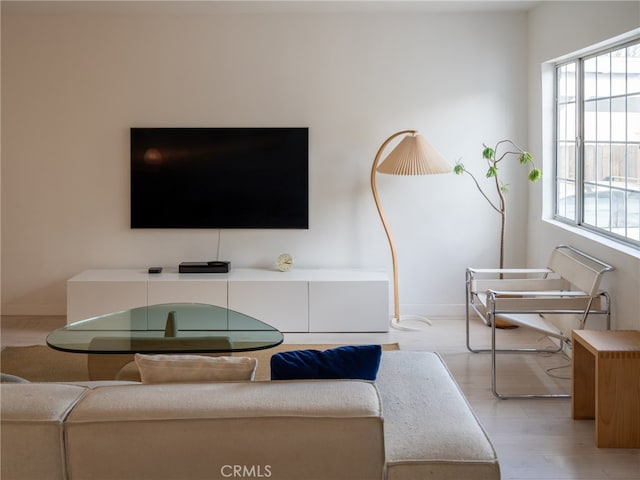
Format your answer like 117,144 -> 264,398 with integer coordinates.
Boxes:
455,167 -> 502,214
454,139 -> 541,270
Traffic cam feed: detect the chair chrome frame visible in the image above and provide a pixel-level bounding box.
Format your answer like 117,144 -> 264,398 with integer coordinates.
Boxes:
465,245 -> 614,399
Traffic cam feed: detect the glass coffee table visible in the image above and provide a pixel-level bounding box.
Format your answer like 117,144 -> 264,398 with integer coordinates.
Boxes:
47,303 -> 284,380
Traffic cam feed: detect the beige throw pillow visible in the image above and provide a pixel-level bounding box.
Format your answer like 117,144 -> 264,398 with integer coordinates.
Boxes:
134,353 -> 258,384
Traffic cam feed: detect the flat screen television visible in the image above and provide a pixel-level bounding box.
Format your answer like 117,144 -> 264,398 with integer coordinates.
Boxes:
130,127 -> 309,229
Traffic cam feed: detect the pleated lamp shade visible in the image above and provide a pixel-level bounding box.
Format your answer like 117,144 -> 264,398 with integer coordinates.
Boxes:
377,134 -> 451,176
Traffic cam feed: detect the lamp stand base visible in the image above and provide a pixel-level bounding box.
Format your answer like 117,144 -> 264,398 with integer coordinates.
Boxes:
390,314 -> 432,331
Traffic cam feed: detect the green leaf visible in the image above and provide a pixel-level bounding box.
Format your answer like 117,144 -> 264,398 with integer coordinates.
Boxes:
501,182 -> 510,193
482,147 -> 495,160
486,166 -> 498,178
528,167 -> 542,182
454,163 -> 465,175
519,151 -> 533,164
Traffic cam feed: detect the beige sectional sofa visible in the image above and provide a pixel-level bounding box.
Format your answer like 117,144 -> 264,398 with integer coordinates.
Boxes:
1,351 -> 500,480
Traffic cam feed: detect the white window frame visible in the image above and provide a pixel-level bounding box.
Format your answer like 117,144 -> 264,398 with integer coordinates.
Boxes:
554,37 -> 640,249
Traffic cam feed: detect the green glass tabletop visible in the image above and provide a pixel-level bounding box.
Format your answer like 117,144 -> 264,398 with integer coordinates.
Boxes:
47,303 -> 283,354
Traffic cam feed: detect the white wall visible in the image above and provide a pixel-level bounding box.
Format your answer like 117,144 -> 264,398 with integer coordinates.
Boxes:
527,1 -> 640,330
2,5 -> 531,317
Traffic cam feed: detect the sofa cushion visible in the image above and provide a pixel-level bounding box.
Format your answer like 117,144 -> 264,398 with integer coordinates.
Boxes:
377,351 -> 500,480
135,353 -> 257,384
270,344 -> 382,380
0,372 -> 30,383
1,383 -> 88,480
65,381 -> 384,480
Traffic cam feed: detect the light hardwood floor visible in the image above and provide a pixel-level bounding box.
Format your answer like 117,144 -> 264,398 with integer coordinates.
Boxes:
2,315 -> 638,479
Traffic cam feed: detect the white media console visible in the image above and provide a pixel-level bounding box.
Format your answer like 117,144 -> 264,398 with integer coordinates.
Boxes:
67,268 -> 390,333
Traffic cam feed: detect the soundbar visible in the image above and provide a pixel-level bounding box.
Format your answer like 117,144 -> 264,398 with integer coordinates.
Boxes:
179,261 -> 231,274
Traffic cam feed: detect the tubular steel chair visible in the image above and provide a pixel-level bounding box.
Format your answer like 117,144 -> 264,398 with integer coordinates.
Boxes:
465,245 -> 614,399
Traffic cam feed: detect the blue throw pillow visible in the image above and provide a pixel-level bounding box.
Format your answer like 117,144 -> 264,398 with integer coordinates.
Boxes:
270,344 -> 382,381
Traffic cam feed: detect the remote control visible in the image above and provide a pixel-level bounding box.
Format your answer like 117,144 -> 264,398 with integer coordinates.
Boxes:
148,267 -> 163,274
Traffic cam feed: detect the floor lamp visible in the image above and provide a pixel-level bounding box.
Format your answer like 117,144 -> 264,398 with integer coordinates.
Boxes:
370,130 -> 452,330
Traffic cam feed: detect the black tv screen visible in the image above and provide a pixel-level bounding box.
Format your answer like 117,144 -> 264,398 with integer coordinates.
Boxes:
130,128 -> 309,229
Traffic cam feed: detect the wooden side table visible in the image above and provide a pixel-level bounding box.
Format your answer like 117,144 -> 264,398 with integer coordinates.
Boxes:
572,329 -> 640,448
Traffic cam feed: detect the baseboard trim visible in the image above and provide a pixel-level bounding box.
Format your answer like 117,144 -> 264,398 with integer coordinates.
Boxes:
399,304 -> 466,318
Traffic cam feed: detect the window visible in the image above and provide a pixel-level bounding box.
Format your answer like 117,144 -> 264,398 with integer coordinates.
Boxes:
555,39 -> 640,247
